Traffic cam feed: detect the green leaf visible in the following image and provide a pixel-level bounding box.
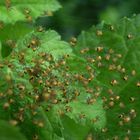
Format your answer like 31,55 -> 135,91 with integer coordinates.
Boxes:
74,14 -> 140,139
64,55 -> 106,128
32,108 -> 63,140
66,99 -> 106,130
99,7 -> 120,24
61,115 -> 90,140
13,30 -> 73,65
0,120 -> 27,140
0,41 -> 2,59
0,22 -> 33,41
45,104 -> 90,140
0,0 -> 61,24
41,55 -> 106,140
0,22 -> 33,58
0,29 -> 73,140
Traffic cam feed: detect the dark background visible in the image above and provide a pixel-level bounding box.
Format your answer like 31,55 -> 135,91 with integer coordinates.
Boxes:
36,0 -> 140,40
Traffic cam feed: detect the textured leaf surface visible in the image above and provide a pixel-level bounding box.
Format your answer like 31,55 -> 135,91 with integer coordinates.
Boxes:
65,56 -> 106,129
1,12 -> 140,140
74,15 -> 140,139
0,0 -> 61,23
0,41 -> 2,58
43,55 -> 106,140
0,120 -> 27,140
45,104 -> 90,140
14,30 -> 72,64
0,22 -> 33,57
66,99 -> 106,129
13,28 -> 106,139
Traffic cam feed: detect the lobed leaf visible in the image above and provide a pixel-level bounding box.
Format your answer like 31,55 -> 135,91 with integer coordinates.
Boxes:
0,0 -> 61,24
74,14 -> 140,139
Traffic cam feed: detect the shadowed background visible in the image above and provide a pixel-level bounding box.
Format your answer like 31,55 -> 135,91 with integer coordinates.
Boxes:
36,0 -> 140,39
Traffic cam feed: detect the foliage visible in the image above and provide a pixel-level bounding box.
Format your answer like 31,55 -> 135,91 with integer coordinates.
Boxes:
0,0 -> 61,24
0,1 -> 140,140
74,15 -> 140,139
0,120 -> 27,140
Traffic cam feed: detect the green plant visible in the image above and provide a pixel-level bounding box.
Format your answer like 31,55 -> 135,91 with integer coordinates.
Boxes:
0,1 -> 140,140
